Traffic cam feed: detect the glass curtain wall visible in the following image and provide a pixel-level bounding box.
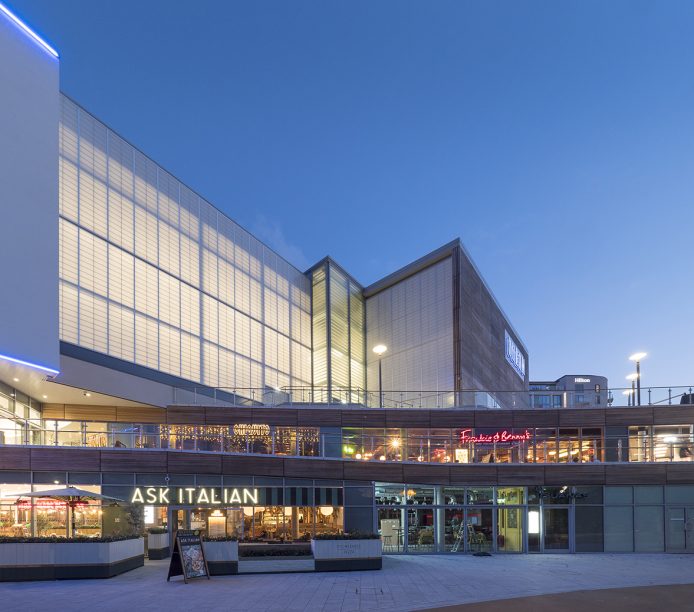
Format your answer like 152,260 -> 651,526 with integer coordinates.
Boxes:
310,260 -> 365,403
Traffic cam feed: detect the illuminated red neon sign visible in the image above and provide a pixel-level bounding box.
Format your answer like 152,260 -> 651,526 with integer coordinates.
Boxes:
15,500 -> 88,508
459,429 -> 531,444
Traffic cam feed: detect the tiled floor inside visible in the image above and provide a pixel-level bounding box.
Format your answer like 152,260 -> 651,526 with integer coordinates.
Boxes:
2,554 -> 693,612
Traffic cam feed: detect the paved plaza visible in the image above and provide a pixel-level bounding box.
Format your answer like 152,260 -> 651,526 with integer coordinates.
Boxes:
2,554 -> 694,611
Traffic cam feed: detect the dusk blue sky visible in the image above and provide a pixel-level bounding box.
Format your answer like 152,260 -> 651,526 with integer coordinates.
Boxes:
8,0 -> 693,394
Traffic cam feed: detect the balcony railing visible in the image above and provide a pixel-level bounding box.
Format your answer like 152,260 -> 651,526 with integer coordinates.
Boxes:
170,384 -> 694,409
2,419 -> 694,466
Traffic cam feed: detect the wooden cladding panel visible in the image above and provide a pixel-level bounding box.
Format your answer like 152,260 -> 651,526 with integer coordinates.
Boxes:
168,452 -> 222,474
341,410 -> 386,428
605,408 -> 653,426
204,407 -> 253,425
100,450 -> 168,472
222,455 -> 284,477
558,409 -> 605,427
0,446 -> 31,470
63,405 -> 118,422
116,406 -> 165,423
297,409 -> 342,427
449,465 -> 498,485
343,461 -> 402,483
543,464 -> 605,485
284,458 -> 344,480
473,411 -> 509,428
430,411 -> 475,428
402,463 -> 450,485
654,406 -> 694,425
496,465 -> 545,485
665,464 -> 694,484
605,464 -> 666,485
166,406 -> 206,425
252,408 -> 297,426
512,410 -> 560,428
31,448 -> 100,472
41,404 -> 65,420
385,410 -> 430,429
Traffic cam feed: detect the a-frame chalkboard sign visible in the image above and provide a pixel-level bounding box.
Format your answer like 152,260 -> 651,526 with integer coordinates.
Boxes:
167,529 -> 210,583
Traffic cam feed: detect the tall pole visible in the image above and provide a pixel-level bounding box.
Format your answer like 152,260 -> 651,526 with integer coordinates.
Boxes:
636,360 -> 641,406
379,358 -> 383,409
631,381 -> 636,407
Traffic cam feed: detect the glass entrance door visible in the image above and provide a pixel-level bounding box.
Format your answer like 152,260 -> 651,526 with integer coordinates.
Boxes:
666,507 -> 694,552
543,507 -> 570,552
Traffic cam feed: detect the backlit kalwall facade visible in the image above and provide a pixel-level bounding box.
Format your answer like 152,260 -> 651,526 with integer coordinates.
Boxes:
365,258 -> 454,400
57,97 -> 313,393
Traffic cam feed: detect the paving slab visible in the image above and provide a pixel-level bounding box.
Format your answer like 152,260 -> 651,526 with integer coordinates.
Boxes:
1,554 -> 693,612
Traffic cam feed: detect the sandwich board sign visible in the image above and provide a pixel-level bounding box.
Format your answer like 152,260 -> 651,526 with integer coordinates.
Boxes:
167,529 -> 210,583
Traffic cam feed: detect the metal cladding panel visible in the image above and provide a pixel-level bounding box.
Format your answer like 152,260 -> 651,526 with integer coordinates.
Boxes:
0,8 -> 59,374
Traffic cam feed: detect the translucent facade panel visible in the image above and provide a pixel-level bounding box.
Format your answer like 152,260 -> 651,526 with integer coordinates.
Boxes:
310,263 -> 365,398
57,96 -> 311,396
366,258 -> 454,400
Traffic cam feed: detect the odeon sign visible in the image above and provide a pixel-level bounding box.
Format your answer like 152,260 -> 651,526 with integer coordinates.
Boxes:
130,487 -> 259,505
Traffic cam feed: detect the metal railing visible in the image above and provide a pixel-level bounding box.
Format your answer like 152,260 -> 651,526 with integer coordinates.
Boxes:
2,419 -> 694,466
170,384 -> 694,410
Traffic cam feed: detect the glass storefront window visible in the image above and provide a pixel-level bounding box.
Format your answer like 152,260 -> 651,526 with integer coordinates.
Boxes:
274,426 -> 297,455
384,428 -> 403,462
558,428 -> 580,463
497,487 -> 525,505
378,508 -> 404,552
407,508 -> 434,552
466,508 -> 493,552
361,429 -> 385,461
429,429 -> 452,463
466,487 -> 493,505
535,429 -> 557,463
297,428 -> 319,456
443,487 -> 465,505
406,429 -> 429,463
0,483 -> 32,537
375,484 -> 405,505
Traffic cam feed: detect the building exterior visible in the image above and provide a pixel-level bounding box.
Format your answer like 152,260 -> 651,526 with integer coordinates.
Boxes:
529,375 -> 610,409
1,5 -> 694,557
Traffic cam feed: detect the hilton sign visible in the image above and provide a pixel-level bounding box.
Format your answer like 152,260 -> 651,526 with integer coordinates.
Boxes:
130,487 -> 259,506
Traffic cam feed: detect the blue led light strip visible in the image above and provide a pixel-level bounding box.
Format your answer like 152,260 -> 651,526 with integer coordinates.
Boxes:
0,352 -> 60,376
0,2 -> 59,58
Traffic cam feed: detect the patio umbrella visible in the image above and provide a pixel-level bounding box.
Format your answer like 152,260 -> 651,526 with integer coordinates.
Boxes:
11,487 -> 123,538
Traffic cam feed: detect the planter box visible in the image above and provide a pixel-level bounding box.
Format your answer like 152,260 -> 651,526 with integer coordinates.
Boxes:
0,538 -> 144,581
147,532 -> 170,559
202,540 -> 238,575
311,539 -> 382,572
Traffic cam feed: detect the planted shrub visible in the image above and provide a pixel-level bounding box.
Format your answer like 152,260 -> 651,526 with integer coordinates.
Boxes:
313,531 -> 380,540
147,527 -> 168,535
0,535 -> 140,544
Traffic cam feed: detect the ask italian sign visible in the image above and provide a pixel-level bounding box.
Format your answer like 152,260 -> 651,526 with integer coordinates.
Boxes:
131,487 -> 259,505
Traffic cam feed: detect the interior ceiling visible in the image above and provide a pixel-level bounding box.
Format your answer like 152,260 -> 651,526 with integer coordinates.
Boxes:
0,359 -> 155,408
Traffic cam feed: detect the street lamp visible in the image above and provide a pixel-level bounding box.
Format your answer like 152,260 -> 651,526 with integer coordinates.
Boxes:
373,344 -> 387,408
628,352 -> 647,406
626,373 -> 638,407
622,389 -> 634,407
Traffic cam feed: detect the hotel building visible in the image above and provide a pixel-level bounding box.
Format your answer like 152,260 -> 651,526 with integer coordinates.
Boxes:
1,5 -> 694,556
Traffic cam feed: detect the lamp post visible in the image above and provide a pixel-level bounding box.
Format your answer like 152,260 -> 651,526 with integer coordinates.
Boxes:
373,344 -> 387,408
629,352 -> 647,406
622,389 -> 633,407
626,374 -> 638,408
